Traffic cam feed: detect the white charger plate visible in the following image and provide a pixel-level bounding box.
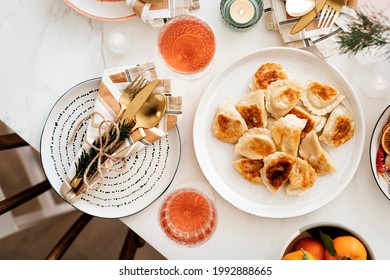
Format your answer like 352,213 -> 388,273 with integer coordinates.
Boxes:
193,47 -> 365,218
65,0 -> 135,21
40,78 -> 181,218
369,105 -> 390,201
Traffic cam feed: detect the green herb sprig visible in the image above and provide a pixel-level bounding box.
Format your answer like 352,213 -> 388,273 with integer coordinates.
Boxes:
338,11 -> 390,60
74,120 -> 132,179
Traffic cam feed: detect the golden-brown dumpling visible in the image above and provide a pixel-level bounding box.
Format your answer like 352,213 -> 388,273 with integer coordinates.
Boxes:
289,106 -> 319,138
236,90 -> 267,129
299,130 -> 336,176
319,104 -> 355,147
249,63 -> 289,91
265,80 -> 303,119
260,152 -> 297,193
301,81 -> 345,116
285,158 -> 317,196
272,114 -> 307,156
233,158 -> 264,184
234,128 -> 276,160
211,100 -> 248,144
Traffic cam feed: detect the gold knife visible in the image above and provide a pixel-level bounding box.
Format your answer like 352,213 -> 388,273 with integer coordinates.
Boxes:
121,79 -> 160,124
290,0 -> 328,35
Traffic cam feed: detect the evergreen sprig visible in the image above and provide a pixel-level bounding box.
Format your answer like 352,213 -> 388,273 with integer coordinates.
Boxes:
338,11 -> 390,60
74,120 -> 132,179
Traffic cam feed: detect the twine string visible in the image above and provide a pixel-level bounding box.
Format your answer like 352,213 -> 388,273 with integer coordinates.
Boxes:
68,112 -> 127,193
83,118 -> 120,191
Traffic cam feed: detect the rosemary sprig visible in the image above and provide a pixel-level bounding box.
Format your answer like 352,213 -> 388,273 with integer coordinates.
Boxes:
338,11 -> 390,60
74,120 -> 133,179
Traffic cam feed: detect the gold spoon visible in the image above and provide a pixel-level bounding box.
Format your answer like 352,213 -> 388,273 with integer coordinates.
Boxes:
130,93 -> 166,132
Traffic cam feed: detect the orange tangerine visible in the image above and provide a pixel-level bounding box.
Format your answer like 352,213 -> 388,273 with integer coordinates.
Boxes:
325,235 -> 367,260
294,237 -> 326,260
282,249 -> 316,260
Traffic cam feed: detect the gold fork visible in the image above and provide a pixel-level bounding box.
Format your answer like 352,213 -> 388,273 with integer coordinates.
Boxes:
318,0 -> 343,30
114,76 -> 148,123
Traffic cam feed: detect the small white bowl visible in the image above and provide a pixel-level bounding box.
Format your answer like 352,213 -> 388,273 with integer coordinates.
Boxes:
280,222 -> 375,260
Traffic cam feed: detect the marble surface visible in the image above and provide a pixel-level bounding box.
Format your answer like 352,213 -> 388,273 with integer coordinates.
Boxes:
1,0 -> 390,259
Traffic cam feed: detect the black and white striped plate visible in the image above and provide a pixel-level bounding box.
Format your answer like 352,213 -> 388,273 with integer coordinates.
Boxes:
40,78 -> 181,218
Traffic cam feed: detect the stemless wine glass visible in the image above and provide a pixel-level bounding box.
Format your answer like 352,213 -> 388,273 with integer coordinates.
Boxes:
159,181 -> 217,246
157,15 -> 216,79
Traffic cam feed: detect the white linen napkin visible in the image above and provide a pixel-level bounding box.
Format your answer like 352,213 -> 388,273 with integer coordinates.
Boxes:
265,0 -> 358,58
125,0 -> 200,27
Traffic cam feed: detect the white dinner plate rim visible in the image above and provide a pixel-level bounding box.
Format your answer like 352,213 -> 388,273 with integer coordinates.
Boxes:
40,77 -> 181,218
193,47 -> 365,218
65,0 -> 136,21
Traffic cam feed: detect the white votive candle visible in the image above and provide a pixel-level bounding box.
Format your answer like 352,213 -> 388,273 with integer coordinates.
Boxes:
229,0 -> 255,24
107,30 -> 133,55
361,73 -> 389,98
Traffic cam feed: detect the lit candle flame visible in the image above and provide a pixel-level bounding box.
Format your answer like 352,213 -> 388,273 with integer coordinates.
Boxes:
239,8 -> 245,16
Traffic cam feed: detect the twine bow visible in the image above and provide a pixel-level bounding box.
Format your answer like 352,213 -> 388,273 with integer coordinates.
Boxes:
68,112 -> 129,193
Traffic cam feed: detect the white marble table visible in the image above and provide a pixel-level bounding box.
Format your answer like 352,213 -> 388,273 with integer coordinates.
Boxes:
1,0 -> 390,260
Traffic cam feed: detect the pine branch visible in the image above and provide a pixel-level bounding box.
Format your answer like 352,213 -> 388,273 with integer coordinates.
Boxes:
338,11 -> 390,60
74,120 -> 132,178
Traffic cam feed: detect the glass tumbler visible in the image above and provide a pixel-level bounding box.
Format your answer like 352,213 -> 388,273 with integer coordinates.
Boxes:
157,15 -> 216,79
356,47 -> 390,98
159,184 -> 217,247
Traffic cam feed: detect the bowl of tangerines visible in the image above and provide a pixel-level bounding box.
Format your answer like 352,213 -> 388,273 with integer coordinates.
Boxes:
280,223 -> 374,260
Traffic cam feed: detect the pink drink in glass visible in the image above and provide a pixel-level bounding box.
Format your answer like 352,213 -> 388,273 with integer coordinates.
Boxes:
158,15 -> 216,76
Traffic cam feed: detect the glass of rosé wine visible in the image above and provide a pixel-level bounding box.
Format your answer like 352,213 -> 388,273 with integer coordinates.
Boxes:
157,15 -> 216,79
158,181 -> 217,246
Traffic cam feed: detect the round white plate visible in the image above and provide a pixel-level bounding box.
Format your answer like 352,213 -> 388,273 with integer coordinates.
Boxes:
65,0 -> 135,21
41,78 -> 181,218
369,105 -> 390,201
193,47 -> 365,218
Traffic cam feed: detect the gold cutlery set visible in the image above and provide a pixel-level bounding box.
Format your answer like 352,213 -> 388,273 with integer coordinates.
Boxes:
291,0 -> 343,34
63,76 -> 166,199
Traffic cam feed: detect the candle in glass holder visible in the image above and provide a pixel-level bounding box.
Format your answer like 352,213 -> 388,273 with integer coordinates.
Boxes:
230,0 -> 255,24
220,0 -> 263,30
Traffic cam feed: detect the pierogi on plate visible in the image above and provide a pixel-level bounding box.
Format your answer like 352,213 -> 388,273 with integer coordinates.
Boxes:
249,63 -> 289,91
210,63 -> 356,196
211,100 -> 248,144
